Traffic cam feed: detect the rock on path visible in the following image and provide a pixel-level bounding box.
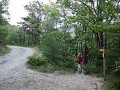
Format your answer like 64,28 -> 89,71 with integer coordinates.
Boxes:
0,46 -> 104,90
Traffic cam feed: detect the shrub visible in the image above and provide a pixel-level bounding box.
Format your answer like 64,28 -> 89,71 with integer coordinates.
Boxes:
0,45 -> 10,56
114,58 -> 120,76
28,55 -> 47,66
84,64 -> 100,74
41,31 -> 76,69
107,75 -> 120,90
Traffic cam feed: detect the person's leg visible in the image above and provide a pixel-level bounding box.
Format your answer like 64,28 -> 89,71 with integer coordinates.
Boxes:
80,63 -> 82,72
78,63 -> 81,74
78,63 -> 80,68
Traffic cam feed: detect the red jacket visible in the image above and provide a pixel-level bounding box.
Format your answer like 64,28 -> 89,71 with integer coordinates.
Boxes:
77,55 -> 83,62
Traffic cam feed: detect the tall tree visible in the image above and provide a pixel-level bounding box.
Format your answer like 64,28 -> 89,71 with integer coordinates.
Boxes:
58,0 -> 120,64
0,0 -> 9,45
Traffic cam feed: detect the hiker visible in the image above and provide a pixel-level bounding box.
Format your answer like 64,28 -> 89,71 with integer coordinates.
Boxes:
76,53 -> 83,74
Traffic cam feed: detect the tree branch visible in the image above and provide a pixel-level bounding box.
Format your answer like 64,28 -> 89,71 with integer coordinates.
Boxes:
77,0 -> 97,19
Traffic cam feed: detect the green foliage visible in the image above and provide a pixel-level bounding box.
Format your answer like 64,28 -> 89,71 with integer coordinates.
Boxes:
6,1 -> 120,85
0,0 -> 9,25
107,75 -> 120,90
102,24 -> 120,32
41,30 -> 76,69
0,0 -> 9,45
115,59 -> 120,72
0,26 -> 8,44
0,45 -> 10,56
114,58 -> 120,77
28,55 -> 47,66
6,25 -> 23,45
84,64 -> 100,75
27,46 -> 76,73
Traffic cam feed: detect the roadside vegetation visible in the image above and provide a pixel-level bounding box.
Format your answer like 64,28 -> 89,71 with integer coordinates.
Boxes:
0,45 -> 10,56
27,47 -> 76,74
0,0 -> 120,89
0,0 -> 10,56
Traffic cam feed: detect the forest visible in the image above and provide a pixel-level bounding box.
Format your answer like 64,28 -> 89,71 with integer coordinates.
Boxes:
0,0 -> 120,90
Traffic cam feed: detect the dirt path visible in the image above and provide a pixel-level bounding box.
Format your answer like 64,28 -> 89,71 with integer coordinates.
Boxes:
0,46 -> 104,90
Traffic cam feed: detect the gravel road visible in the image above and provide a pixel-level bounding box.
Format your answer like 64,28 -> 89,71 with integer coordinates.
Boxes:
0,46 -> 104,90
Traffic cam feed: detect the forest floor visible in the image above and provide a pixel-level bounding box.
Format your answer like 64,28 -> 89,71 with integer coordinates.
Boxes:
0,46 -> 104,90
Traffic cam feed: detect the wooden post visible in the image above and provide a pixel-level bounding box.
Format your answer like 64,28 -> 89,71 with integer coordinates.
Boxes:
103,50 -> 106,81
103,32 -> 107,81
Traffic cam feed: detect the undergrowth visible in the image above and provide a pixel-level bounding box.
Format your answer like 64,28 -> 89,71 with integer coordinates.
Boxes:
27,47 -> 76,74
0,45 -> 11,56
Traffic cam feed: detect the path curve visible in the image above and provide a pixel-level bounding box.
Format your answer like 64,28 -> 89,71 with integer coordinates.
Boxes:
0,46 -> 103,90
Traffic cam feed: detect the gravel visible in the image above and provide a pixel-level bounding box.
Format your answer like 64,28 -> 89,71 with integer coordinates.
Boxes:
0,46 -> 104,90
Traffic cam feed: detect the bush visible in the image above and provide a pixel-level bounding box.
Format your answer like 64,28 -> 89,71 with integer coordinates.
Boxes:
114,58 -> 120,76
40,31 -> 76,69
28,55 -> 47,66
84,64 -> 100,74
107,75 -> 120,90
0,45 -> 10,56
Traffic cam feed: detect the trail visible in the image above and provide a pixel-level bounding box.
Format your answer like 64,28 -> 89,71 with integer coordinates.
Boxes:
0,46 -> 104,90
